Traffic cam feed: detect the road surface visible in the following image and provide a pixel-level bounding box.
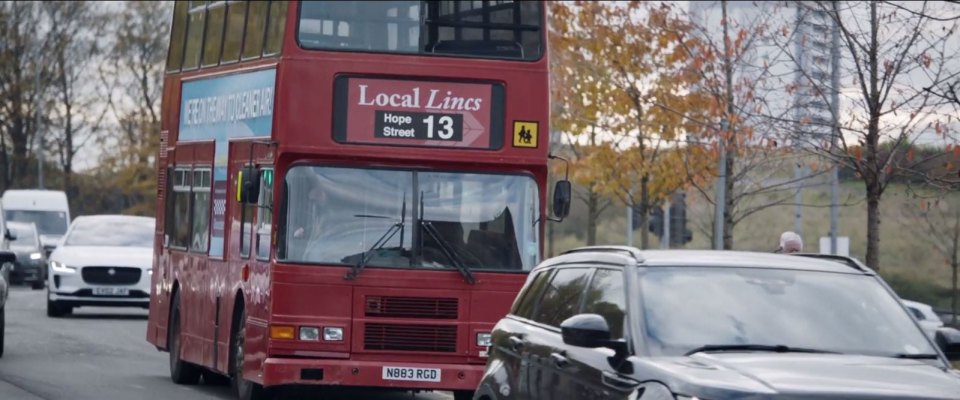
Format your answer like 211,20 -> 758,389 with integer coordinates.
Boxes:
0,287 -> 454,400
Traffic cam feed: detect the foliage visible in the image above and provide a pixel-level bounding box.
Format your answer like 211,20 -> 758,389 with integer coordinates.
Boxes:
550,1 -> 710,248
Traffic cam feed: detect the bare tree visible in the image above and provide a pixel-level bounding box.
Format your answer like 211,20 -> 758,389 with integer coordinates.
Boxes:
900,196 -> 960,325
43,1 -> 109,198
0,1 -> 52,189
777,1 -> 960,270
680,0 -> 830,249
97,1 -> 171,214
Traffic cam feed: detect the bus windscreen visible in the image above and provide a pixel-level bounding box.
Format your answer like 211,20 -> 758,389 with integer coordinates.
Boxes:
280,166 -> 540,271
297,1 -> 543,60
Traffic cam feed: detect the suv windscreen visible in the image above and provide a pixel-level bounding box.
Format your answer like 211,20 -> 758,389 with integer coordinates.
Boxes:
640,267 -> 936,358
280,166 -> 540,271
298,1 -> 542,60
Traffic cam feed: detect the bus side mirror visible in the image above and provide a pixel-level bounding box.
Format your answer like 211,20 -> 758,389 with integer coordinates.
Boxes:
237,166 -> 261,204
552,180 -> 571,220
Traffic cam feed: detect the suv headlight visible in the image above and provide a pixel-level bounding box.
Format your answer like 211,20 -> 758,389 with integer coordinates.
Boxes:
50,261 -> 76,274
30,252 -> 43,260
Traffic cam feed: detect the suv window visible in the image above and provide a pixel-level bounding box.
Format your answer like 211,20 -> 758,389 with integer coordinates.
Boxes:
512,269 -> 553,319
583,268 -> 627,339
533,268 -> 592,328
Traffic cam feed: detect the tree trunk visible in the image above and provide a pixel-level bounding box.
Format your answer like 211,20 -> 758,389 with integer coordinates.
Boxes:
639,175 -> 650,249
723,149 -> 735,249
865,186 -> 881,271
586,190 -> 599,246
863,1 -> 882,272
952,260 -> 958,326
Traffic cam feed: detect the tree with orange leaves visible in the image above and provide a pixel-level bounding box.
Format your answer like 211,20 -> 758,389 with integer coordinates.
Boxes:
551,1 -> 711,249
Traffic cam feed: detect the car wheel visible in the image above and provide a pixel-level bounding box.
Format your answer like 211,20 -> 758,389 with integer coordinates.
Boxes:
0,306 -> 5,358
46,295 -> 69,318
231,305 -> 268,400
169,291 -> 202,385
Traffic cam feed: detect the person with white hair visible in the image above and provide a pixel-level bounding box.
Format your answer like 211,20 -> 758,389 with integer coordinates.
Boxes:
776,231 -> 803,253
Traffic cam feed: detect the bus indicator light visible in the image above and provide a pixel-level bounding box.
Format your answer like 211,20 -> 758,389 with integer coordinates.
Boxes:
270,325 -> 295,340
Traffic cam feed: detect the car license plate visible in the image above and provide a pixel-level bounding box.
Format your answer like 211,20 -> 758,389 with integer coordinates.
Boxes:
382,366 -> 441,382
92,287 -> 129,296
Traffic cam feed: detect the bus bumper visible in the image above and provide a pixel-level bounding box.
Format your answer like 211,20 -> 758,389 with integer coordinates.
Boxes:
261,357 -> 484,391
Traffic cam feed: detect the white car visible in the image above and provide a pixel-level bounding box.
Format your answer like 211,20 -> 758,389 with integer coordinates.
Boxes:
902,299 -> 945,339
46,215 -> 154,317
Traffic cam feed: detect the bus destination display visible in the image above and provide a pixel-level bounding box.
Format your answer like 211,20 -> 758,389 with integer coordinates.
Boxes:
333,77 -> 504,150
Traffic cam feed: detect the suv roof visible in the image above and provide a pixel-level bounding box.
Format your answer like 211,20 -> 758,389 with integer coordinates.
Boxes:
543,247 -> 873,275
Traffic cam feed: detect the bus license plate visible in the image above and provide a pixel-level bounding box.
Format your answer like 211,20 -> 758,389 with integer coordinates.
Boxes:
93,287 -> 129,296
382,366 -> 441,382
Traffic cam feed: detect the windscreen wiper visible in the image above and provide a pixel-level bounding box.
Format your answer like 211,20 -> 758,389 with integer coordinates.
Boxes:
684,344 -> 840,356
344,197 -> 406,281
420,220 -> 475,284
891,353 -> 939,359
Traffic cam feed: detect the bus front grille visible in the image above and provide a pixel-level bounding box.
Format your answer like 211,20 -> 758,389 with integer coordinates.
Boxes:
363,323 -> 457,353
365,296 -> 458,319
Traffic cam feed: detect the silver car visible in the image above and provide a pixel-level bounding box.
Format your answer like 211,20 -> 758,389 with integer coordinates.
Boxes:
46,215 -> 154,317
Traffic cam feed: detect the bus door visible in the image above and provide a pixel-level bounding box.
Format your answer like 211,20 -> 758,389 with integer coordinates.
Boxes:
222,140 -> 274,375
166,140 -> 215,367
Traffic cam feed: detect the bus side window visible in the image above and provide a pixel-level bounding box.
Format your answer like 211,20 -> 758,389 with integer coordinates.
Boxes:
242,1 -> 268,60
221,1 -> 247,63
190,168 -> 212,253
169,167 -> 193,250
182,1 -> 207,70
264,1 -> 288,56
256,168 -> 274,260
166,1 -> 188,72
202,1 -> 226,67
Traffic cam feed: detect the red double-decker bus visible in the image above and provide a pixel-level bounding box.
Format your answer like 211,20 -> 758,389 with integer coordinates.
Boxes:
147,1 -> 566,399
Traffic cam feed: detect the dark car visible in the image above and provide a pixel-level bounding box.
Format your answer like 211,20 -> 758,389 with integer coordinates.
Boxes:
7,222 -> 46,289
475,247 -> 960,400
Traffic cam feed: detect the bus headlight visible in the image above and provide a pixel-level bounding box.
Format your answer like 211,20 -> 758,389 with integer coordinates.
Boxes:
323,327 -> 344,341
299,327 -> 320,341
50,261 -> 76,274
30,252 -> 43,260
477,333 -> 492,347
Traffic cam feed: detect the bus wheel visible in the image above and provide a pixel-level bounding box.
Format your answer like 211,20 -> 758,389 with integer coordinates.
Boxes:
169,291 -> 202,384
231,305 -> 268,400
453,390 -> 474,400
202,370 -> 231,386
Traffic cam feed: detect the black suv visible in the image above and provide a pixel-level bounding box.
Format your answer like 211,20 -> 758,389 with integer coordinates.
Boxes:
475,247 -> 960,400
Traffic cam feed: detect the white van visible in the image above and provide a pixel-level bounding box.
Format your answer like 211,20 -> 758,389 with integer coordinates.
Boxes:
1,190 -> 70,255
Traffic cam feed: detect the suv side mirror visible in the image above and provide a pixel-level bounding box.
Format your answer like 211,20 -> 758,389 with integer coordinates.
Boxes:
552,180 -> 571,220
237,166 -> 260,204
935,327 -> 960,361
561,313 -> 611,348
561,313 -> 631,371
